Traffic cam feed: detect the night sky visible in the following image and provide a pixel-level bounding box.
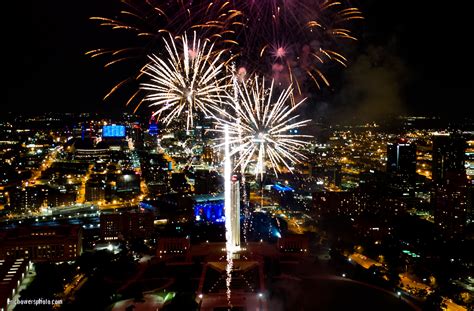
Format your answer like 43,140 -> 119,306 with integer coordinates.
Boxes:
4,0 -> 474,119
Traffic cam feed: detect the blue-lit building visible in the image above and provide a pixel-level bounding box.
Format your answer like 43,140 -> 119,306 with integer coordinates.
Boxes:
101,125 -> 127,151
102,125 -> 126,138
148,123 -> 159,136
193,193 -> 225,223
272,183 -> 294,192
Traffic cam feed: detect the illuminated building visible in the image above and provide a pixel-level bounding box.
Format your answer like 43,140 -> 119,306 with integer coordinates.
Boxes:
386,138 -> 417,204
270,183 -> 295,207
156,237 -> 190,259
101,124 -> 128,151
100,210 -> 153,241
148,122 -> 158,136
313,191 -> 358,218
85,180 -> 106,202
277,234 -> 309,255
467,140 -> 474,223
102,124 -> 126,138
0,258 -> 33,311
386,138 -> 416,176
432,133 -> 469,239
116,171 -> 141,195
433,175 -> 469,239
201,146 -> 215,164
143,114 -> 159,150
73,147 -> 109,161
131,122 -> 144,150
72,138 -> 109,161
0,225 -> 82,262
194,194 -> 225,223
43,185 -> 76,207
466,140 -> 474,180
432,133 -> 466,182
8,186 -> 43,212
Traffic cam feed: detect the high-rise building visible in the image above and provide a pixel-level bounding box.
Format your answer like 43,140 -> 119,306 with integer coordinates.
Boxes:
386,138 -> 417,176
432,133 -> 466,182
385,139 -> 417,206
131,123 -> 144,150
431,133 -> 468,239
433,176 -> 469,239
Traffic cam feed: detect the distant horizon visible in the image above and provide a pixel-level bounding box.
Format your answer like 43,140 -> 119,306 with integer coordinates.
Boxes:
3,111 -> 473,120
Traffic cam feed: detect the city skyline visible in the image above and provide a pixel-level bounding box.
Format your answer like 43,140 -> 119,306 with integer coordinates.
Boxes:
1,111 -> 472,310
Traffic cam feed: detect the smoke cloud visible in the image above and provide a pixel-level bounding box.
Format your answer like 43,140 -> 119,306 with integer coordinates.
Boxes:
331,44 -> 409,122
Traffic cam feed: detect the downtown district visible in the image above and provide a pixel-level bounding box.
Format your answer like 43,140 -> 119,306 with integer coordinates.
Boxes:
0,112 -> 473,310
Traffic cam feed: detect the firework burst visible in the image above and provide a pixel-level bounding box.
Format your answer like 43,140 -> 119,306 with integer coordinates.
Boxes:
232,0 -> 363,93
216,75 -> 312,178
87,0 -> 243,110
140,32 -> 232,131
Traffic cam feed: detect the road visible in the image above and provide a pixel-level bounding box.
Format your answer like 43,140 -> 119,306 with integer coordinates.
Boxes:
76,164 -> 93,204
63,273 -> 87,302
24,146 -> 62,187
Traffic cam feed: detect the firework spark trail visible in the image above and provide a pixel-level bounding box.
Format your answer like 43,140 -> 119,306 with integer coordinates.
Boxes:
215,75 -> 312,179
140,32 -> 232,131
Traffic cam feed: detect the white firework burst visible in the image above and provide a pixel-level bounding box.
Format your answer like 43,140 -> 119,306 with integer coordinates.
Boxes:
216,75 -> 312,178
140,32 -> 231,131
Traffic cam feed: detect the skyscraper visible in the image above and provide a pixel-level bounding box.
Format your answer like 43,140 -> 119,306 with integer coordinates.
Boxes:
386,138 -> 417,204
432,133 -> 466,182
386,138 -> 417,176
432,133 -> 468,239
